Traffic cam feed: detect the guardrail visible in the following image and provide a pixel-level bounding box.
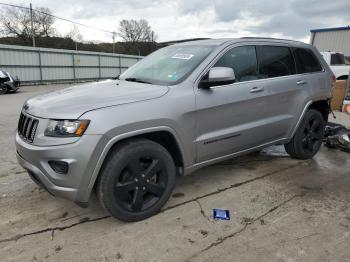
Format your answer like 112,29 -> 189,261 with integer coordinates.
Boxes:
0,44 -> 142,84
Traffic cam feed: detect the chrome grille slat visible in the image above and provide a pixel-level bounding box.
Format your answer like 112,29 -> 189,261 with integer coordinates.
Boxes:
18,114 -> 24,134
29,120 -> 38,141
18,113 -> 39,143
25,118 -> 33,138
22,116 -> 29,136
18,113 -> 24,131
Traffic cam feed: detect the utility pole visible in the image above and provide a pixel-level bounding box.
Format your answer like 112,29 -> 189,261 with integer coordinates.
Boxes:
151,31 -> 155,50
112,31 -> 116,53
29,3 -> 35,47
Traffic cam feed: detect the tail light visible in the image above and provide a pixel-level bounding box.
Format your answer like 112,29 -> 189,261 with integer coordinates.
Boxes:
332,74 -> 336,85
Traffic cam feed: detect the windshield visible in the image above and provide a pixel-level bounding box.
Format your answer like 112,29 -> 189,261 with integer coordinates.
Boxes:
119,45 -> 214,85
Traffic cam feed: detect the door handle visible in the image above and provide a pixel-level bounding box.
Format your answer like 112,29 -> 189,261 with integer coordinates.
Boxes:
250,87 -> 264,93
297,80 -> 307,85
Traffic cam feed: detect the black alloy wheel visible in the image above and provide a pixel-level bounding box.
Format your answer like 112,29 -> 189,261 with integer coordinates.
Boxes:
114,156 -> 167,212
97,139 -> 176,221
301,117 -> 323,154
284,109 -> 325,159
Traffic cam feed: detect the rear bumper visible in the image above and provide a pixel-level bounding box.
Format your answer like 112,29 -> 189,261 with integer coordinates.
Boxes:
15,133 -> 104,205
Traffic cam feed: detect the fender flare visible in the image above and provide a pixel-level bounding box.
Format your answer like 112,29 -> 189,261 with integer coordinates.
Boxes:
289,100 -> 313,138
86,126 -> 185,190
289,98 -> 331,139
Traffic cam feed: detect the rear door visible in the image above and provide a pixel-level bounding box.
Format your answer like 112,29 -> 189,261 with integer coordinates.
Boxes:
254,45 -> 305,138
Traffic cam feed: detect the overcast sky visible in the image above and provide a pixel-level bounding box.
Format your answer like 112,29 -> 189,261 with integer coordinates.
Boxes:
6,0 -> 350,43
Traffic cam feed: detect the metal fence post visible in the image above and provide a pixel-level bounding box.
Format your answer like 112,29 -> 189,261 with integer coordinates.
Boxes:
38,49 -> 43,83
72,53 -> 76,81
98,55 -> 101,79
118,55 -> 122,75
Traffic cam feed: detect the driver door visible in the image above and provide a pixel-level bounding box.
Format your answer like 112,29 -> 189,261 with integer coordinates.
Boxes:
195,45 -> 280,162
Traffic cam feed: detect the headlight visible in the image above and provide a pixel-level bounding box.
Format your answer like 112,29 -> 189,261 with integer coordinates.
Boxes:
45,120 -> 90,137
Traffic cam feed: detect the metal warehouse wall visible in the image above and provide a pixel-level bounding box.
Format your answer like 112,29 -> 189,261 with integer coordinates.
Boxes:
0,44 -> 142,83
311,29 -> 350,56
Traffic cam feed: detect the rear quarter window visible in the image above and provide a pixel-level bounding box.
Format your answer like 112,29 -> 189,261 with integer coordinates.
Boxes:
293,48 -> 323,74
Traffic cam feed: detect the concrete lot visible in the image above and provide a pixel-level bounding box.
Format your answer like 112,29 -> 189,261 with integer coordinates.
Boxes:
0,85 -> 350,262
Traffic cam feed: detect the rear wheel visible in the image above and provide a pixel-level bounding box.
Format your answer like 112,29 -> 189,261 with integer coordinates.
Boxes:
0,84 -> 7,95
284,109 -> 325,159
97,139 -> 176,221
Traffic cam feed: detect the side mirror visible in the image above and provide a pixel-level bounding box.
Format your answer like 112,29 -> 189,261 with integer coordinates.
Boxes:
200,67 -> 235,88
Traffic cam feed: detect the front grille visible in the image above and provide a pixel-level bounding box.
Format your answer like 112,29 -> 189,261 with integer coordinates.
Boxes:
18,113 -> 39,143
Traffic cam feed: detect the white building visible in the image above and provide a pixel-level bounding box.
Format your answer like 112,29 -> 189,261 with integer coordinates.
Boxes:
310,26 -> 350,57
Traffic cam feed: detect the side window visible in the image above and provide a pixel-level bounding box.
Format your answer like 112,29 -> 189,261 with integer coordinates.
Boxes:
330,53 -> 345,65
293,48 -> 323,73
257,45 -> 296,78
214,46 -> 258,82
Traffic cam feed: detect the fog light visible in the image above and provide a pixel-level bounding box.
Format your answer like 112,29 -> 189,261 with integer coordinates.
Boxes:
49,161 -> 69,174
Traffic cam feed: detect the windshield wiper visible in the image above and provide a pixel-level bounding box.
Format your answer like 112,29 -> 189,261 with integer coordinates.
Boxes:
124,77 -> 152,84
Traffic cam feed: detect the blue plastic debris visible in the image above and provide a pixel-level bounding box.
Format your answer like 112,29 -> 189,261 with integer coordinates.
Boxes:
213,209 -> 230,220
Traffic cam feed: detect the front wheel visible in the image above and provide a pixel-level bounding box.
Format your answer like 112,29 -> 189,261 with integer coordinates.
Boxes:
97,139 -> 176,222
284,109 -> 325,159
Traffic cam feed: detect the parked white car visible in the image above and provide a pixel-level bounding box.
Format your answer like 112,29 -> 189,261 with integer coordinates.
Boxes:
320,51 -> 350,80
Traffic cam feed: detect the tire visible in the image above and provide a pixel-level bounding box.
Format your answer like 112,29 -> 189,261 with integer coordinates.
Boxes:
0,84 -> 7,95
97,138 -> 176,222
284,109 -> 325,159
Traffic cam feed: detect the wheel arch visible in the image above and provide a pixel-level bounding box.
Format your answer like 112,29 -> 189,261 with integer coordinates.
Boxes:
87,127 -> 185,191
289,99 -> 330,139
336,75 -> 348,80
308,99 -> 330,122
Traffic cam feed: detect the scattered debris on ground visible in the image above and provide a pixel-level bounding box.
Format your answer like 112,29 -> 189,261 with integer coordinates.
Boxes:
213,209 -> 230,220
324,122 -> 350,152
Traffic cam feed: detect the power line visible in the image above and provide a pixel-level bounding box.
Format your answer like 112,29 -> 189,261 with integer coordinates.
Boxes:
0,2 -> 114,34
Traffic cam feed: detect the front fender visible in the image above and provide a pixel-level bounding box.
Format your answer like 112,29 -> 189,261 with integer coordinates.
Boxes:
86,125 -> 186,192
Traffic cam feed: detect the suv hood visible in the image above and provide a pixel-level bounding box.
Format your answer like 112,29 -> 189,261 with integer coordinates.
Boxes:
24,80 -> 169,119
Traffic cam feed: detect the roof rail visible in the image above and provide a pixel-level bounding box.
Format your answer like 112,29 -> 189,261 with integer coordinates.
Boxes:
240,37 -> 302,43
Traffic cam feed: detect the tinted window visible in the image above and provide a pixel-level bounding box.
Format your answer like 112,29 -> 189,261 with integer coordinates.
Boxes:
214,46 -> 258,82
257,46 -> 296,78
293,48 -> 322,73
330,53 -> 345,65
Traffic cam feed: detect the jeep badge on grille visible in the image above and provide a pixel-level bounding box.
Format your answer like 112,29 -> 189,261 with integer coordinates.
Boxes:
23,103 -> 29,111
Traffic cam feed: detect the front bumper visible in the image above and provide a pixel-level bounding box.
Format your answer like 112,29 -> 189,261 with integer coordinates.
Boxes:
15,133 -> 104,205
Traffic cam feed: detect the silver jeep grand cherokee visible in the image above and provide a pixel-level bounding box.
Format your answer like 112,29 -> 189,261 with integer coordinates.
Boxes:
16,38 -> 333,221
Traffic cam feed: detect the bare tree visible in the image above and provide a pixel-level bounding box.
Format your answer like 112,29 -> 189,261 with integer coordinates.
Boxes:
0,6 -> 32,40
66,25 -> 83,50
0,5 -> 55,40
35,7 -> 55,37
118,19 -> 156,54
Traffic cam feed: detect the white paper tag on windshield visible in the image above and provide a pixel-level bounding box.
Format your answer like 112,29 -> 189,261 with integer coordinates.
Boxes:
171,53 -> 194,60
